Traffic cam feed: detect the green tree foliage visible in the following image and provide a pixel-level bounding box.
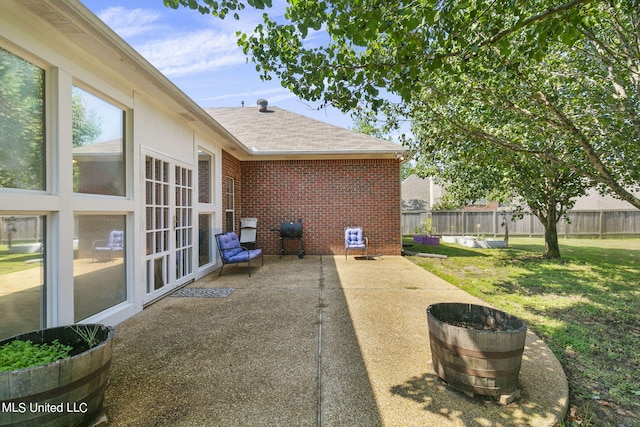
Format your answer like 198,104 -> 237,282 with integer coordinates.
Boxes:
414,133 -> 586,257
350,116 -> 417,180
163,0 -> 272,19
0,48 -> 45,190
406,49 -> 594,257
350,116 -> 388,140
1,50 -> 101,192
165,0 -> 640,211
72,88 -> 102,148
167,0 -> 640,256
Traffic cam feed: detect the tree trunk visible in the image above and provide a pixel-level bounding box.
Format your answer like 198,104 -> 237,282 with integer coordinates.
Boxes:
544,220 -> 561,259
543,203 -> 561,259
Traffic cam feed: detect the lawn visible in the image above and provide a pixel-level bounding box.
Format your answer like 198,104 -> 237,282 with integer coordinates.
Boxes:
404,237 -> 640,427
0,244 -> 43,275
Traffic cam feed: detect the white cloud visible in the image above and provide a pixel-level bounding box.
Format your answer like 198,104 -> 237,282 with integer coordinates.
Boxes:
98,7 -> 164,39
268,92 -> 297,103
93,3 -> 319,83
96,6 -> 246,77
201,87 -> 287,101
137,30 -> 245,77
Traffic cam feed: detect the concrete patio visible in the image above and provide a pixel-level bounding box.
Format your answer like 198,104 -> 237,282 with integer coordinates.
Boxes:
103,255 -> 568,426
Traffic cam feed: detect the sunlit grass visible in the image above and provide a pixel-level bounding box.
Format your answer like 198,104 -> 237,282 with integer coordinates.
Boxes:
405,237 -> 640,426
0,245 -> 42,275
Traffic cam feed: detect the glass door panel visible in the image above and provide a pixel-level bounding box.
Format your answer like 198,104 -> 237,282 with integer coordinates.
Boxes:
144,154 -> 194,303
145,155 -> 171,296
175,164 -> 193,282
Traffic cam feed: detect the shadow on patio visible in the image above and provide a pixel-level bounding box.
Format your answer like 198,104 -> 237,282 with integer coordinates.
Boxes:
103,255 -> 567,426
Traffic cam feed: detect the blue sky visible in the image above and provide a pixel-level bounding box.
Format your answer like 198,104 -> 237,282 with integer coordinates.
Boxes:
80,0 -> 357,130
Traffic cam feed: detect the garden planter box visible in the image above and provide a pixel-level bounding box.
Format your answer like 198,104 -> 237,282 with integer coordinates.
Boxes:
443,236 -> 507,248
480,239 -> 508,249
413,235 -> 440,245
0,324 -> 114,427
463,238 -> 507,248
427,303 -> 527,399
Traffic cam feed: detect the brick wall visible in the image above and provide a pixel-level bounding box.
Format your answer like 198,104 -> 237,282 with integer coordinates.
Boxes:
221,151 -> 241,233
237,158 -> 402,256
198,156 -> 211,203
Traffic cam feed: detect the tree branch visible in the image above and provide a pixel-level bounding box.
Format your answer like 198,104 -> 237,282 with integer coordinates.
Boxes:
416,86 -> 640,209
474,0 -> 591,50
519,72 -> 640,209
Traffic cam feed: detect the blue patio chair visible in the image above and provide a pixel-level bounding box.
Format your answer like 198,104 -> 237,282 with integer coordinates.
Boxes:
345,226 -> 368,260
215,231 -> 263,276
92,230 -> 124,261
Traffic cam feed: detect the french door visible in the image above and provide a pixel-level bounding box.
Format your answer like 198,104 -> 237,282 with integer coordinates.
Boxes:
144,152 -> 194,303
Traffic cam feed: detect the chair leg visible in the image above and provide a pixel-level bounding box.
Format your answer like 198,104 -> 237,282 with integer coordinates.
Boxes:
248,258 -> 251,277
219,264 -> 224,276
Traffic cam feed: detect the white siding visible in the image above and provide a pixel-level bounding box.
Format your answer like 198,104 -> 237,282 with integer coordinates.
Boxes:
0,1 -> 229,333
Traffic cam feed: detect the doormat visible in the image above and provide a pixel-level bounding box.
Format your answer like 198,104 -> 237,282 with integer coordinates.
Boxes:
170,287 -> 235,298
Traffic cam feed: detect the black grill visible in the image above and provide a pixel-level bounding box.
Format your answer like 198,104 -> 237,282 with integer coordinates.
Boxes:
279,221 -> 302,238
272,219 -> 305,258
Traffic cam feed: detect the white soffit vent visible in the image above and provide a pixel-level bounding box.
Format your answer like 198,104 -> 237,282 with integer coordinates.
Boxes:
18,0 -> 84,35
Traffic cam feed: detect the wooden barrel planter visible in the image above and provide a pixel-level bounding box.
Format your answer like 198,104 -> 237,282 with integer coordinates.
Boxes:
427,303 -> 527,399
0,324 -> 114,427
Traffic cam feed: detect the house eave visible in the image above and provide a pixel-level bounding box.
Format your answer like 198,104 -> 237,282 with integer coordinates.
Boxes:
242,150 -> 405,161
14,0 -> 251,157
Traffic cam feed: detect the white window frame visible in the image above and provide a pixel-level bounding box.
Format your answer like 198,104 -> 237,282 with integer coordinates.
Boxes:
225,176 -> 235,233
196,149 -> 216,277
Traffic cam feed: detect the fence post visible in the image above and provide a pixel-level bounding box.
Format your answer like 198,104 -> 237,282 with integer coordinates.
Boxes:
530,213 -> 533,237
493,211 -> 497,237
599,211 -> 603,239
462,210 -> 466,235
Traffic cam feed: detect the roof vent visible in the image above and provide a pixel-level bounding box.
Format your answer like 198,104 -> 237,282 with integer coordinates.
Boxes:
257,98 -> 269,112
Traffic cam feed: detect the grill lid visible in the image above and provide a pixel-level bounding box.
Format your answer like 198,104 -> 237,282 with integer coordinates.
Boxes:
279,220 -> 302,238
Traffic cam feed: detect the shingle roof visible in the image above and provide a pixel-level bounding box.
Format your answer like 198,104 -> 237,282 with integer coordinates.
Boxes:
73,139 -> 122,155
204,106 -> 402,159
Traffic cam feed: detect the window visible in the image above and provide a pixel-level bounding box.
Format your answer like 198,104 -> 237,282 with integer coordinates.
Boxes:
225,177 -> 234,232
72,86 -> 125,196
198,214 -> 212,267
0,48 -> 45,191
197,151 -> 214,267
73,215 -> 126,321
0,215 -> 45,339
0,48 -> 47,339
198,151 -> 211,204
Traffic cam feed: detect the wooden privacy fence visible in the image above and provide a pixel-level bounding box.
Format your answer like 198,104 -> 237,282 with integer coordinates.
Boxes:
402,210 -> 640,238
1,216 -> 42,245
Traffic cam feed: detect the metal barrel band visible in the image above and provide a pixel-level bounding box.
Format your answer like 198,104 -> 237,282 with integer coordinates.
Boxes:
429,331 -> 525,359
